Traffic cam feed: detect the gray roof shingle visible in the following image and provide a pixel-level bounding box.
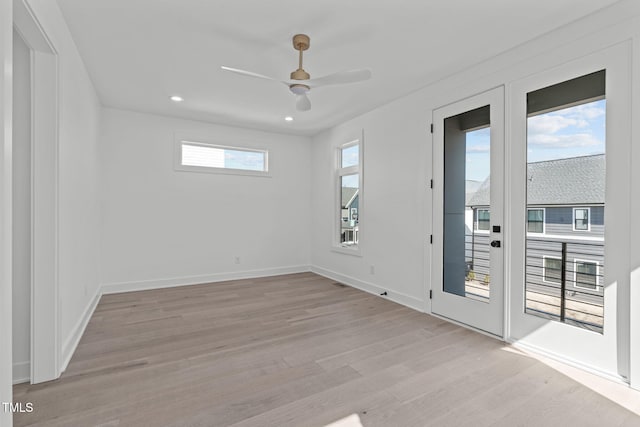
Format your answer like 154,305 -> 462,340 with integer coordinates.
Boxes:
467,154 -> 605,206
342,187 -> 358,208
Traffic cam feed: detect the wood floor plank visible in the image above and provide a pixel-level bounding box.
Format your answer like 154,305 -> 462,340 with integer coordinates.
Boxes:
13,272 -> 639,426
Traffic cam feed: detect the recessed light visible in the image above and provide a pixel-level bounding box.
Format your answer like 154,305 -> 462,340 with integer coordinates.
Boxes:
285,116 -> 293,121
170,95 -> 184,102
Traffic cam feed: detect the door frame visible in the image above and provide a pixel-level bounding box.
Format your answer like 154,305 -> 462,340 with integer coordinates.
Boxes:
14,0 -> 60,384
1,0 -> 14,423
505,42 -> 631,382
431,86 -> 506,338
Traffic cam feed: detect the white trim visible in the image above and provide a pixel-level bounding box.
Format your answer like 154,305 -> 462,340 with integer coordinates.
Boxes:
509,339 -> 627,385
507,42 -> 629,380
334,131 -> 364,252
56,266 -> 311,374
12,362 -> 29,385
1,1 -> 13,423
573,258 -> 600,291
542,255 -> 563,285
310,265 -> 424,313
174,138 -> 270,177
330,246 -> 362,257
101,265 -> 311,295
630,12 -> 640,393
527,207 -> 545,234
14,0 -> 61,385
573,206 -> 592,232
431,86 -> 506,338
60,288 -> 101,374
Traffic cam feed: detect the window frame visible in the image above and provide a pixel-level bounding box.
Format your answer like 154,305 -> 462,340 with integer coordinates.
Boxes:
333,137 -> 363,255
527,207 -> 545,234
542,255 -> 563,285
174,137 -> 270,177
573,259 -> 600,291
475,208 -> 490,232
573,207 -> 591,232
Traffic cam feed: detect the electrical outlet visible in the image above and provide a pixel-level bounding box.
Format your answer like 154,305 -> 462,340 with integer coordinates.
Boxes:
234,256 -> 240,264
370,265 -> 375,275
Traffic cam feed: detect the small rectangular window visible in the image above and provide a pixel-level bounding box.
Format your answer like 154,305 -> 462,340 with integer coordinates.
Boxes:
475,209 -> 490,231
176,140 -> 268,176
573,207 -> 590,231
574,260 -> 598,290
543,257 -> 562,284
527,208 -> 544,233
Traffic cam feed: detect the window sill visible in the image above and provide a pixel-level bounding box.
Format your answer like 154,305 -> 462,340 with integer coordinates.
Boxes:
331,245 -> 362,257
174,165 -> 272,178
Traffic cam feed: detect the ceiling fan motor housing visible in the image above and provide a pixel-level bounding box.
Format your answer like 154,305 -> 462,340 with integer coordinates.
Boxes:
290,69 -> 310,80
289,84 -> 310,95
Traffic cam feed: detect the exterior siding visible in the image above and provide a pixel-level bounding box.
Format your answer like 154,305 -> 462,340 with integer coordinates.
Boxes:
525,236 -> 604,302
466,232 -> 604,304
542,206 -> 604,237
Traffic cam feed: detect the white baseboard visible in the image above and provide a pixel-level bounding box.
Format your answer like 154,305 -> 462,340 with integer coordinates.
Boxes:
60,287 -> 102,374
58,266 -> 309,375
507,339 -> 628,385
12,361 -> 30,384
101,265 -> 311,295
310,265 -> 425,313
59,264 -> 425,378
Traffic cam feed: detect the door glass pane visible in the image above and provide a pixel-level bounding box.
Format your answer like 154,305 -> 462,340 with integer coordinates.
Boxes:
525,70 -> 605,333
443,105 -> 491,302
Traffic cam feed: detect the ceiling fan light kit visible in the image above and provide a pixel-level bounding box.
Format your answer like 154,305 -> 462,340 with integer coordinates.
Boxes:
221,33 -> 371,112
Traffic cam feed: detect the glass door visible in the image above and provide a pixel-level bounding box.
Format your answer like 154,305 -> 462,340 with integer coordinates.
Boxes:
431,87 -> 505,337
507,44 -> 630,380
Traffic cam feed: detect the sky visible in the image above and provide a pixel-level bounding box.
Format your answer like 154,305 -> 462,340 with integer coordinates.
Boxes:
465,98 -> 606,182
225,149 -> 265,171
341,144 -> 360,188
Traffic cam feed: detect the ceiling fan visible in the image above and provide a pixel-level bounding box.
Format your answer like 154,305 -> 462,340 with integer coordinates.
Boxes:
221,34 -> 371,112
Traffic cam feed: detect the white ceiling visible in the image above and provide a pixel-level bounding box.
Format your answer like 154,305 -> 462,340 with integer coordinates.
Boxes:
56,0 -> 620,136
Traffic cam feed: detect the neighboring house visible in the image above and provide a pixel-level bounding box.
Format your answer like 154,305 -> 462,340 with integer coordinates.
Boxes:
466,155 -> 605,325
341,187 -> 359,244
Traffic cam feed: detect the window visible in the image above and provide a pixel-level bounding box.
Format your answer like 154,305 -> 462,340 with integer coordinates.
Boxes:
176,140 -> 268,176
527,208 -> 544,233
573,207 -> 590,231
475,209 -> 490,231
574,260 -> 598,290
543,257 -> 562,284
337,140 -> 361,248
524,70 -> 606,332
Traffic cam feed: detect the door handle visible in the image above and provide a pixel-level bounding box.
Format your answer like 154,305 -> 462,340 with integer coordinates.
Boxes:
490,240 -> 501,248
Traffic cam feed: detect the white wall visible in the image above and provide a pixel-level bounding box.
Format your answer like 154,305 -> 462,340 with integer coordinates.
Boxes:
12,29 -> 30,384
99,108 -> 311,291
310,2 -> 640,315
0,0 -> 12,422
311,110 -> 427,310
26,0 -> 102,369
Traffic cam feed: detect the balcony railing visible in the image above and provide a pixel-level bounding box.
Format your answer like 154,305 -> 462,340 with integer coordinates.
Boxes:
465,233 -> 604,333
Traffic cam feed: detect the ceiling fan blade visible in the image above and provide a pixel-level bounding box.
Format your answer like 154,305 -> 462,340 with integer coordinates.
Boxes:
221,66 -> 280,82
296,93 -> 311,111
306,68 -> 371,87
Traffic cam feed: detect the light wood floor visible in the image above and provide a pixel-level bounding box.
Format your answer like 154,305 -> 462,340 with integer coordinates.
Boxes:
13,272 -> 639,426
